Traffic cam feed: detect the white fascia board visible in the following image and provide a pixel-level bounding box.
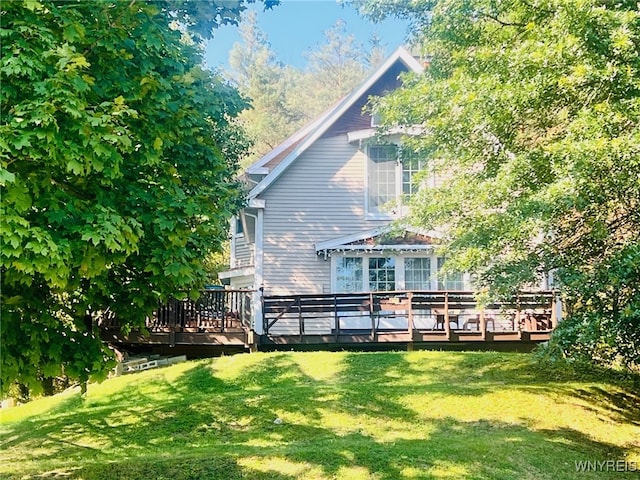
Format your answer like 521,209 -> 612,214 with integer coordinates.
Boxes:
248,198 -> 265,209
249,46 -> 423,200
331,245 -> 434,251
315,227 -> 388,252
247,166 -> 269,175
315,225 -> 442,252
347,128 -> 376,143
218,266 -> 255,280
246,101 -> 336,176
346,126 -> 426,144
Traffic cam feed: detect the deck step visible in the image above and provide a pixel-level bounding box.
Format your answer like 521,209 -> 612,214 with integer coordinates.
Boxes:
119,355 -> 187,375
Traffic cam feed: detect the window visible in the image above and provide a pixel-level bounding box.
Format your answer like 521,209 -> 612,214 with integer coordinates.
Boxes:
368,257 -> 396,291
335,257 -> 363,293
333,255 -> 467,293
368,145 -> 398,214
437,257 -> 465,290
235,217 -> 244,235
402,151 -> 425,198
367,144 -> 426,216
405,257 -> 431,290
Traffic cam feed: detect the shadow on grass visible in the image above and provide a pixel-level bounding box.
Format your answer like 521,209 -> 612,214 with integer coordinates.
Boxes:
29,418 -> 634,480
1,351 -> 638,479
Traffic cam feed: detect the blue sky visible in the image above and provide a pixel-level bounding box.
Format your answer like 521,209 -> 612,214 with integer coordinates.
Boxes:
204,0 -> 410,71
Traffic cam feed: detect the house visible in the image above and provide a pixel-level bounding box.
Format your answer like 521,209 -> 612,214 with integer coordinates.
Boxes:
219,47 -> 482,333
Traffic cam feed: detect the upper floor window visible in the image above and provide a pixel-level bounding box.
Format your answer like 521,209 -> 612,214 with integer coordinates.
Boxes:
367,144 -> 426,217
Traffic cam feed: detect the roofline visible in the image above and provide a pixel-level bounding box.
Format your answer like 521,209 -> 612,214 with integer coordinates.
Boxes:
315,225 -> 441,252
248,46 -> 423,199
245,100 -> 339,175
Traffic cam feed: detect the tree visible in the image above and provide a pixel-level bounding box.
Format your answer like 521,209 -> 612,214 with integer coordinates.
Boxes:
0,0 -> 276,395
293,19 -> 371,118
228,10 -> 306,163
352,0 -> 640,370
227,16 -> 381,164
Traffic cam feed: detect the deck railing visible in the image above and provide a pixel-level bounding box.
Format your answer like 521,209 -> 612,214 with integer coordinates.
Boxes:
101,289 -> 253,333
262,290 -> 557,338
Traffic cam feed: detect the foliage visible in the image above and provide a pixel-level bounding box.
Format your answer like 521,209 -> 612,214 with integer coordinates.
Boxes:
227,14 -> 386,164
353,0 -> 640,371
1,351 -> 639,479
228,10 -> 307,164
0,0 -> 274,395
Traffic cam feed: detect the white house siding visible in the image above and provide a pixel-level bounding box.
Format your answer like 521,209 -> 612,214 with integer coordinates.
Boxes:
259,135 -> 389,296
233,235 -> 254,268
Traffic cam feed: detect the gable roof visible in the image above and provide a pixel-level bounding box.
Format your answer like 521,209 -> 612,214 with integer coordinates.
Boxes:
315,226 -> 441,255
247,46 -> 424,199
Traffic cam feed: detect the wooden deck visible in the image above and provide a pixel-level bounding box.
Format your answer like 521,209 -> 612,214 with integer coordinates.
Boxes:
260,291 -> 557,348
101,290 -> 558,353
100,289 -> 253,349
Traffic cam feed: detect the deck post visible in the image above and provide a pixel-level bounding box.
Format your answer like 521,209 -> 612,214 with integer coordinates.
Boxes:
550,291 -> 558,329
515,294 -> 522,337
258,287 -> 266,335
168,300 -> 176,348
370,293 -> 376,341
444,292 -> 451,341
480,309 -> 486,340
407,292 -> 414,334
297,296 -> 303,342
334,295 -> 339,343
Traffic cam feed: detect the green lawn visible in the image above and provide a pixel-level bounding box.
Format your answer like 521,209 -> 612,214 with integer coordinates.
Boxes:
1,351 -> 639,479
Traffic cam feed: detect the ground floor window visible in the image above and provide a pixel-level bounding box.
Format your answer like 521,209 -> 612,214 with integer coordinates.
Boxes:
405,257 -> 431,290
437,257 -> 465,290
335,257 -> 363,293
333,254 -> 468,293
368,257 -> 395,291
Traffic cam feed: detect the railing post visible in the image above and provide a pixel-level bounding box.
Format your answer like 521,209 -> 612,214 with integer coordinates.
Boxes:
515,294 -> 522,337
480,309 -> 486,340
444,292 -> 450,340
255,287 -> 264,335
168,299 -> 176,348
297,296 -> 303,341
334,294 -> 339,343
407,292 -> 414,335
370,292 -> 376,341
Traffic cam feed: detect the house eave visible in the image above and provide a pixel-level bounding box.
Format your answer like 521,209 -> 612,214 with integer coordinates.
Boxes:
315,226 -> 441,254
346,126 -> 426,144
218,266 -> 255,280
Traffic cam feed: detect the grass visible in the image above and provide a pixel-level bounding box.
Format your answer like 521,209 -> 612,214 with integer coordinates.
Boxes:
1,350 -> 639,479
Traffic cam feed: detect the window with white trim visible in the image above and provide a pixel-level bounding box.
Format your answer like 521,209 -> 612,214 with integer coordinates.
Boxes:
405,257 -> 431,290
368,257 -> 396,291
335,257 -> 363,293
437,257 -> 465,290
368,145 -> 398,214
333,254 -> 466,293
402,151 -> 426,198
367,144 -> 426,216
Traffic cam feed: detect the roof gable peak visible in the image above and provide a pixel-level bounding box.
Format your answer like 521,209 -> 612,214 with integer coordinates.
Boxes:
248,46 -> 423,198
